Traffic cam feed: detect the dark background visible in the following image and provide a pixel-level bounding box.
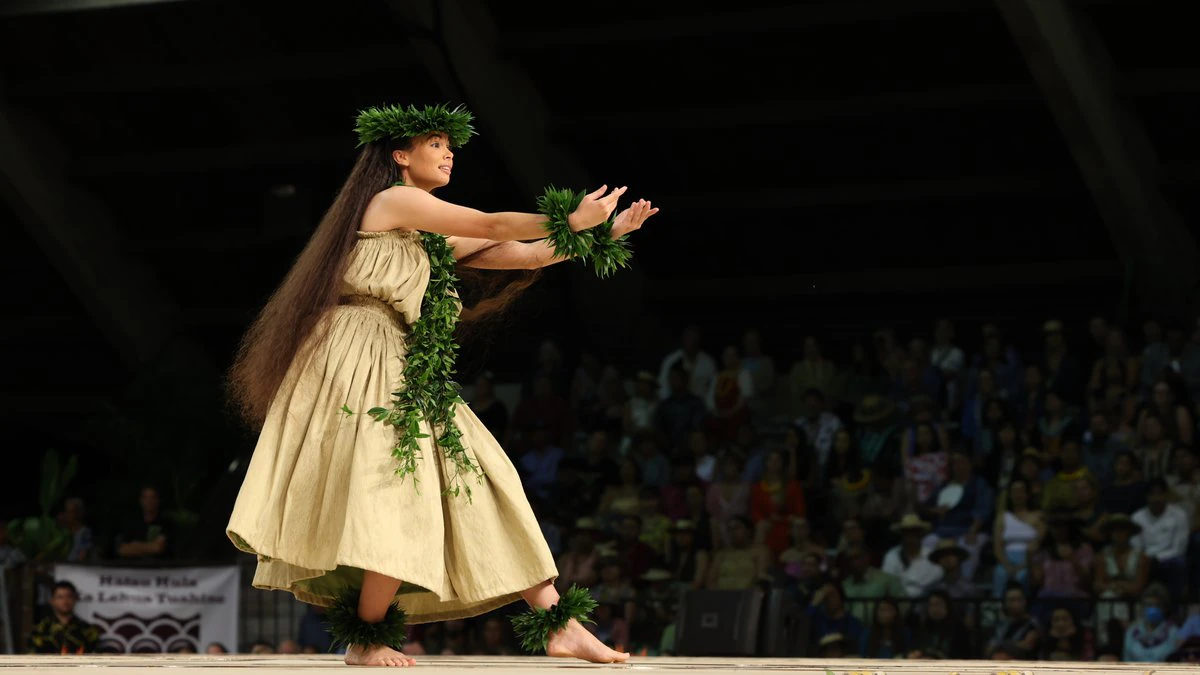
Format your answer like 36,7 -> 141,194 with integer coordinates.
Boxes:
0,0 -> 1196,555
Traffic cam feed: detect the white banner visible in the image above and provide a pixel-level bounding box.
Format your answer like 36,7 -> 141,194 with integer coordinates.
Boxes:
54,564 -> 239,653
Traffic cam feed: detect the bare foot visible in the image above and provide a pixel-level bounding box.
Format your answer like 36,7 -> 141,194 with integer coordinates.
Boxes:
344,644 -> 416,667
546,618 -> 630,663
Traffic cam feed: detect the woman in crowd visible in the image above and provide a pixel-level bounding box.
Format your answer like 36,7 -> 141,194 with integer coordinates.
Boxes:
992,478 -> 1044,598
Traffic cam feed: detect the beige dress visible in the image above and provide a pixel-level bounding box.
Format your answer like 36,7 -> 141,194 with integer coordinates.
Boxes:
226,229 -> 557,624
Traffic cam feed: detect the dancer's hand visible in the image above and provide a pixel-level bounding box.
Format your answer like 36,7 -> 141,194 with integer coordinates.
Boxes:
568,185 -> 627,232
611,199 -> 658,239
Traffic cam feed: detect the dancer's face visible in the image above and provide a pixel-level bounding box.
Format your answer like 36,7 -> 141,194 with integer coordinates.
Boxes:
394,133 -> 453,190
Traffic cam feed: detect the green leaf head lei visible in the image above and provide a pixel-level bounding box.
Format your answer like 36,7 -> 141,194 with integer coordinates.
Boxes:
354,102 -> 477,148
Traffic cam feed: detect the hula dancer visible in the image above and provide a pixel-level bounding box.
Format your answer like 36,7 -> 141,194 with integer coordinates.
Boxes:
226,103 -> 656,666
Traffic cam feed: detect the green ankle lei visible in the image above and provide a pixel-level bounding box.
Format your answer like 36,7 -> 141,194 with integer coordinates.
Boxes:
343,184 -> 632,500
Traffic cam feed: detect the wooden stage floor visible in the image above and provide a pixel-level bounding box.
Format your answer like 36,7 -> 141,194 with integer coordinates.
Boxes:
0,655 -> 1194,673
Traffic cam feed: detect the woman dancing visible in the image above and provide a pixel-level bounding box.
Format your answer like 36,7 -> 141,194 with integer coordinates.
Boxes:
225,103 -> 657,666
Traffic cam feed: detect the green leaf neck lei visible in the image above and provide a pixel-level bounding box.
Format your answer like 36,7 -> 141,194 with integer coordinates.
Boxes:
347,181 -> 483,500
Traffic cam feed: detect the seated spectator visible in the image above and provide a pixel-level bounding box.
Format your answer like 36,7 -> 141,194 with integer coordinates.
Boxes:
249,641 -> 275,654
705,346 -> 754,442
902,423 -> 948,507
788,336 -> 839,415
778,517 -> 825,566
795,388 -> 843,472
509,374 -> 573,452
920,450 -> 994,580
705,453 -> 750,549
750,450 -> 806,559
662,519 -> 709,591
549,457 -> 597,524
684,430 -> 718,484
1101,451 -> 1148,515
1074,476 -> 1105,548
658,325 -> 717,401
681,485 -> 713,552
555,518 -> 601,593
588,601 -> 630,651
632,430 -> 672,490
654,366 -> 707,449
1132,478 -> 1190,600
1042,440 -> 1096,512
854,395 -> 903,478
832,517 -> 880,578
1124,584 -> 1179,663
859,597 -> 910,659
992,478 -> 1044,598
205,643 -> 229,654
115,485 -> 172,560
1016,449 -> 1047,506
1167,446 -> 1200,529
982,419 -> 1022,491
807,582 -> 864,651
778,551 -> 826,604
908,590 -> 970,659
577,430 -> 620,499
882,515 -> 943,598
58,498 -> 93,563
839,546 -> 904,626
704,516 -> 770,590
614,515 -> 656,581
986,582 -> 1041,659
929,539 -> 977,601
622,371 -> 659,447
518,422 -> 563,503
659,456 -> 697,521
1082,412 -> 1127,489
1031,511 -> 1094,608
26,581 -> 99,655
592,554 -> 637,620
1094,514 -> 1150,648
735,425 -> 771,483
278,639 -> 301,654
1034,390 -> 1081,459
860,468 -> 907,554
1141,377 -> 1195,448
637,489 -> 672,555
1136,413 -> 1176,483
1042,606 -> 1093,661
598,458 -> 642,520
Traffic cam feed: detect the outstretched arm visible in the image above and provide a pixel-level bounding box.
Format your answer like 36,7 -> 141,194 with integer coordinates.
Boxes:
451,198 -> 658,270
362,184 -> 626,241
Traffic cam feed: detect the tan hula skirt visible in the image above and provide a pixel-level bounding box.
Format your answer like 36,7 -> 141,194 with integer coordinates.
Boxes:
226,302 -> 558,623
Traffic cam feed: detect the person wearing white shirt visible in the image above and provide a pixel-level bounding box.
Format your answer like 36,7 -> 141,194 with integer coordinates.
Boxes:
932,319 -> 965,410
658,325 -> 717,400
881,516 -> 944,598
1132,479 -> 1190,599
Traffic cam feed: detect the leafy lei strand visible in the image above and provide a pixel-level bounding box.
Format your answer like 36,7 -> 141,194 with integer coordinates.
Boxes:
341,181 -> 484,500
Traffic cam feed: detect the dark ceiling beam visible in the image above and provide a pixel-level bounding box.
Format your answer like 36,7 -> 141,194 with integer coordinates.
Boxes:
497,0 -> 991,52
5,47 -> 411,97
0,0 -> 192,16
0,102 -> 207,368
73,137 -> 347,176
655,259 -> 1121,299
660,172 -> 1081,210
556,69 -> 1200,131
996,0 -> 1198,316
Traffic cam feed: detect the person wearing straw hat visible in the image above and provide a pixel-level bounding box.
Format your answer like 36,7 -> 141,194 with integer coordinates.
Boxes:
928,539 -> 977,602
816,632 -> 851,659
881,515 -> 943,598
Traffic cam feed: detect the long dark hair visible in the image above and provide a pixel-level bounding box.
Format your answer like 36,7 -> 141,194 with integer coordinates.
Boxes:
228,137 -> 536,426
866,597 -> 902,657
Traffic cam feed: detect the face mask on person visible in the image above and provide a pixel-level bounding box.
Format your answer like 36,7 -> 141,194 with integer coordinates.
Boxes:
1146,607 -> 1164,625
